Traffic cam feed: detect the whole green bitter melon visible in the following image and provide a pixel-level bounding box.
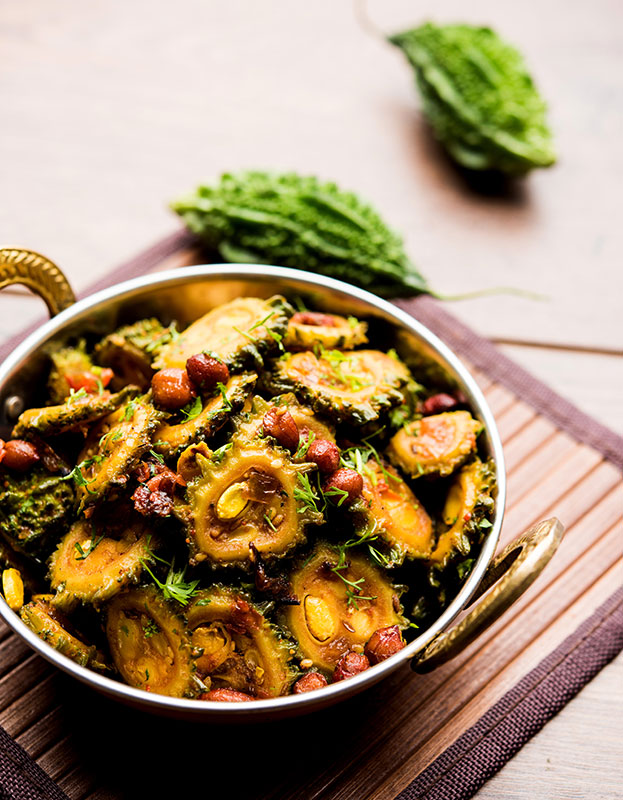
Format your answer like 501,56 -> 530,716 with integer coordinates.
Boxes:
171,171 -> 429,297
390,23 -> 556,174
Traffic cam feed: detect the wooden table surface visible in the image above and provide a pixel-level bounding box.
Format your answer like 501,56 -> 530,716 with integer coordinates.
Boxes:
1,1 -> 621,797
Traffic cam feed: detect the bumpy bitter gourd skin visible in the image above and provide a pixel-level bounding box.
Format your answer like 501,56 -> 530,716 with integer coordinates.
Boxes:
171,171 -> 428,297
390,23 -> 556,174
94,317 -> 173,390
12,386 -> 139,438
266,349 -> 412,426
187,587 -> 296,697
429,458 -> 495,567
0,470 -> 75,558
105,587 -> 195,697
20,595 -> 106,669
153,372 -> 257,458
76,397 -> 161,509
182,431 -> 323,566
153,296 -> 292,372
49,518 -> 154,609
386,411 -> 481,479
355,459 -> 434,565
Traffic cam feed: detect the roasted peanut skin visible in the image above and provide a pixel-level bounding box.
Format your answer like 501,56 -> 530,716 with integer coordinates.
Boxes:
364,625 -> 405,665
293,671 -> 329,694
0,440 -> 40,472
185,353 -> 230,391
262,407 -> 300,451
199,688 -> 253,702
151,368 -> 195,410
323,468 -> 364,505
291,311 -> 337,327
306,439 -> 340,473
333,651 -> 370,681
421,393 -> 458,415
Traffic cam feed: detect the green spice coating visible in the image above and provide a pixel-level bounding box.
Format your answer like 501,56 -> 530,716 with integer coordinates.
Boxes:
390,23 -> 556,174
171,171 -> 429,297
0,469 -> 75,559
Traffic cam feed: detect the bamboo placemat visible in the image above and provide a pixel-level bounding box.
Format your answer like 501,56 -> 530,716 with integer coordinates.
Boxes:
0,235 -> 621,800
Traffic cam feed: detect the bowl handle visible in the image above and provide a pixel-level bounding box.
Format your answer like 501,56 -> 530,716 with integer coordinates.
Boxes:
0,247 -> 76,317
411,517 -> 564,673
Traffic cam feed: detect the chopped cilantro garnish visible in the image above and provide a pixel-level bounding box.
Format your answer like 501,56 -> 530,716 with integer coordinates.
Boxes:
180,395 -> 203,421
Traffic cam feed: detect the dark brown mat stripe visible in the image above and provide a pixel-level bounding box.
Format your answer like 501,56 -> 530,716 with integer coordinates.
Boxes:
0,235 -> 620,800
398,587 -> 623,800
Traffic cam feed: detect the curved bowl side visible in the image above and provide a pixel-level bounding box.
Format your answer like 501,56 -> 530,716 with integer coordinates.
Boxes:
0,264 -> 506,720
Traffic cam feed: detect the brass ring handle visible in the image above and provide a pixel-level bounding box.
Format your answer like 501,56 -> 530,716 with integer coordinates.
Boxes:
0,247 -> 76,317
412,517 -> 564,673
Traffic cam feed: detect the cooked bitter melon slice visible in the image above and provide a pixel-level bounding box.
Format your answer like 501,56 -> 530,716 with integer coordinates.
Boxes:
76,396 -> 161,508
20,595 -> 107,669
94,317 -> 174,390
354,458 -> 434,565
284,311 -> 368,351
285,542 -> 405,673
153,372 -> 256,458
153,295 -> 292,372
0,469 -> 75,559
266,349 -> 411,425
183,433 -> 323,567
12,386 -> 138,438
231,393 -> 335,450
387,411 -> 482,478
105,587 -> 195,697
47,341 -> 95,404
187,587 -> 296,697
429,458 -> 495,567
49,518 -> 154,609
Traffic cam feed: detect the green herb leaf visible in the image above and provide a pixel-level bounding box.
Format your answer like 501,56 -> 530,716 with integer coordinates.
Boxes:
180,395 -> 203,421
141,559 -> 200,606
293,473 -> 322,515
73,528 -> 105,560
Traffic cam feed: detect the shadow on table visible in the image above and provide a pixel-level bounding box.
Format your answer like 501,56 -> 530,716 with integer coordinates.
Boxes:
59,666 -> 405,800
398,108 -> 535,207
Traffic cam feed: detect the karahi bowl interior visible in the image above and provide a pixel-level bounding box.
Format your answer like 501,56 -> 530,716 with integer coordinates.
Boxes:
0,264 -> 506,720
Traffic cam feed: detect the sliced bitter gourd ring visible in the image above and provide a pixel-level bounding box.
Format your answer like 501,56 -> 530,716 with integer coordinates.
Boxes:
12,386 -> 138,438
429,458 -> 495,567
94,318 -> 172,391
268,349 -> 411,426
284,312 -> 368,351
105,587 -> 195,697
153,295 -> 292,372
356,459 -> 434,565
47,341 -> 94,404
233,393 -> 335,447
387,411 -> 482,479
285,542 -> 404,673
153,372 -> 256,458
76,397 -> 161,509
20,595 -> 107,669
185,435 -> 323,567
49,518 -> 153,610
187,587 -> 296,698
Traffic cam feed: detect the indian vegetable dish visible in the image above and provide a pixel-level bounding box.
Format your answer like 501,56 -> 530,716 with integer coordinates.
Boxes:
0,296 -> 495,701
